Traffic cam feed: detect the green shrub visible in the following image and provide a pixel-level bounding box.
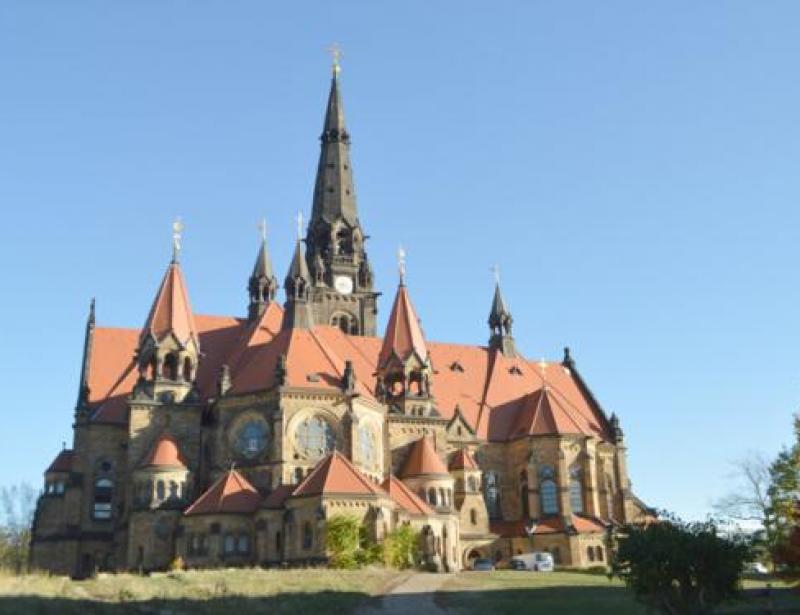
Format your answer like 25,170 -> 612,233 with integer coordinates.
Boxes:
383,525 -> 421,570
610,515 -> 751,614
326,515 -> 364,569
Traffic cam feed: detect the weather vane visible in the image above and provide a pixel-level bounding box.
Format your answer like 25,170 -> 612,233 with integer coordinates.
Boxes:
296,211 -> 304,240
258,217 -> 267,242
398,244 -> 407,284
491,264 -> 500,285
327,42 -> 343,75
172,217 -> 184,262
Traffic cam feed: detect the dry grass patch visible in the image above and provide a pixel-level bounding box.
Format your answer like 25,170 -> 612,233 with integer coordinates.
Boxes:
0,567 -> 403,614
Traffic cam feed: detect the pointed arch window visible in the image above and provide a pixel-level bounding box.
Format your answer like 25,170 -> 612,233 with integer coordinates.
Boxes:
484,471 -> 501,519
539,465 -> 558,515
569,465 -> 584,514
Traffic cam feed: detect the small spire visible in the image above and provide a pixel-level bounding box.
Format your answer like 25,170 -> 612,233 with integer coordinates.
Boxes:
397,245 -> 407,286
171,218 -> 184,264
248,218 -> 278,320
488,272 -> 517,357
76,296 -> 96,412
562,346 -> 575,368
296,211 -> 304,240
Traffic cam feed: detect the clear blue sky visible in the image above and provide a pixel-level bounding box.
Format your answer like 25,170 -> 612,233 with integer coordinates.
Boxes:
1,1 -> 797,522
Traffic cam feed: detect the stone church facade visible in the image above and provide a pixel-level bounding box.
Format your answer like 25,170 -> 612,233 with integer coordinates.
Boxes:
30,65 -> 653,577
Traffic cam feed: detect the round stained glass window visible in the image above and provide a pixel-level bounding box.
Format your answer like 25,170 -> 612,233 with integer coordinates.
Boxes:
295,416 -> 335,459
235,421 -> 268,459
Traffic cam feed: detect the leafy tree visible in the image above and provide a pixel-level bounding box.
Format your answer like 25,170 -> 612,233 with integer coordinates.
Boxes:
383,524 -> 420,569
610,515 -> 751,615
767,414 -> 800,572
0,483 -> 37,573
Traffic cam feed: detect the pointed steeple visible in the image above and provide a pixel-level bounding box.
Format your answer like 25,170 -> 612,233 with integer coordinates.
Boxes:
134,222 -> 201,399
248,220 -> 279,321
304,60 -> 378,336
312,70 -> 356,226
379,283 -> 429,368
140,261 -> 199,349
75,298 -> 95,421
487,275 -> 517,357
376,266 -> 436,416
283,237 -> 314,329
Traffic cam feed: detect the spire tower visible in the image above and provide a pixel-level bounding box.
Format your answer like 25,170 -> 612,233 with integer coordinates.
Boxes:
488,269 -> 517,357
283,228 -> 314,329
304,57 -> 378,336
247,219 -> 279,321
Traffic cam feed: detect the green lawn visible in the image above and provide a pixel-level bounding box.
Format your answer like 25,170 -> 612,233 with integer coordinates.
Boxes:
0,567 -> 403,614
436,570 -> 800,615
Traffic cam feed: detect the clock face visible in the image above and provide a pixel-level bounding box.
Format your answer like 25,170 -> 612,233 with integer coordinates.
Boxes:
334,275 -> 353,295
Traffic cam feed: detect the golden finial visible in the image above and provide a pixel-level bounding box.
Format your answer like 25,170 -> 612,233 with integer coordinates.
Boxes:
327,42 -> 343,76
171,217 -> 184,263
296,211 -> 304,240
538,358 -> 549,387
397,244 -> 407,285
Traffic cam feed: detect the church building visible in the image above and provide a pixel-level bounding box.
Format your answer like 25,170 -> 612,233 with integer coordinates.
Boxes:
30,61 -> 653,577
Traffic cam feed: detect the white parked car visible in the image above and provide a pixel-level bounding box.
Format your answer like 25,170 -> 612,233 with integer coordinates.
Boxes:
510,551 -> 554,572
745,562 -> 768,575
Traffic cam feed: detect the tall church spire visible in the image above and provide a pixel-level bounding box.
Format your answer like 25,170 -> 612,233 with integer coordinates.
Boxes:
304,58 -> 378,336
488,270 -> 517,357
248,219 -> 278,321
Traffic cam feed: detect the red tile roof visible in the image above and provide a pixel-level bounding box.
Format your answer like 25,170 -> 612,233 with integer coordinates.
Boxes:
293,451 -> 385,497
382,475 -> 434,516
184,469 -> 262,516
81,294 -> 611,442
449,448 -> 479,471
399,436 -> 449,478
46,449 -> 74,473
379,284 -> 428,368
141,263 -> 199,348
141,434 -> 188,469
262,484 -> 293,509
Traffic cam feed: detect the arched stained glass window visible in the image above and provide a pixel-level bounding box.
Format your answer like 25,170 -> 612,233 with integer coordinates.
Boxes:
295,416 -> 336,459
539,465 -> 558,515
236,420 -> 268,459
358,424 -> 376,467
569,465 -> 584,514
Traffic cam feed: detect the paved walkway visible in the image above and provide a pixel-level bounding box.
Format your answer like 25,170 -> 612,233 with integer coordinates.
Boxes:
358,572 -> 452,615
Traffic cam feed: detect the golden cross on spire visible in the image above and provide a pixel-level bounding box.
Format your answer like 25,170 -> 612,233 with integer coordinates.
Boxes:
296,211 -> 304,240
397,244 -> 407,285
171,217 -> 184,263
258,217 -> 267,242
327,42 -> 343,75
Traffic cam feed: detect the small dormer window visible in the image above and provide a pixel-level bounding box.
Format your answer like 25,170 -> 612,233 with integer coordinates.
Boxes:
509,366 -> 523,376
449,361 -> 464,373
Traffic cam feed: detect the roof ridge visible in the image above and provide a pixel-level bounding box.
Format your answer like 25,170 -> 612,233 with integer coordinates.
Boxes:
543,384 -> 592,434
